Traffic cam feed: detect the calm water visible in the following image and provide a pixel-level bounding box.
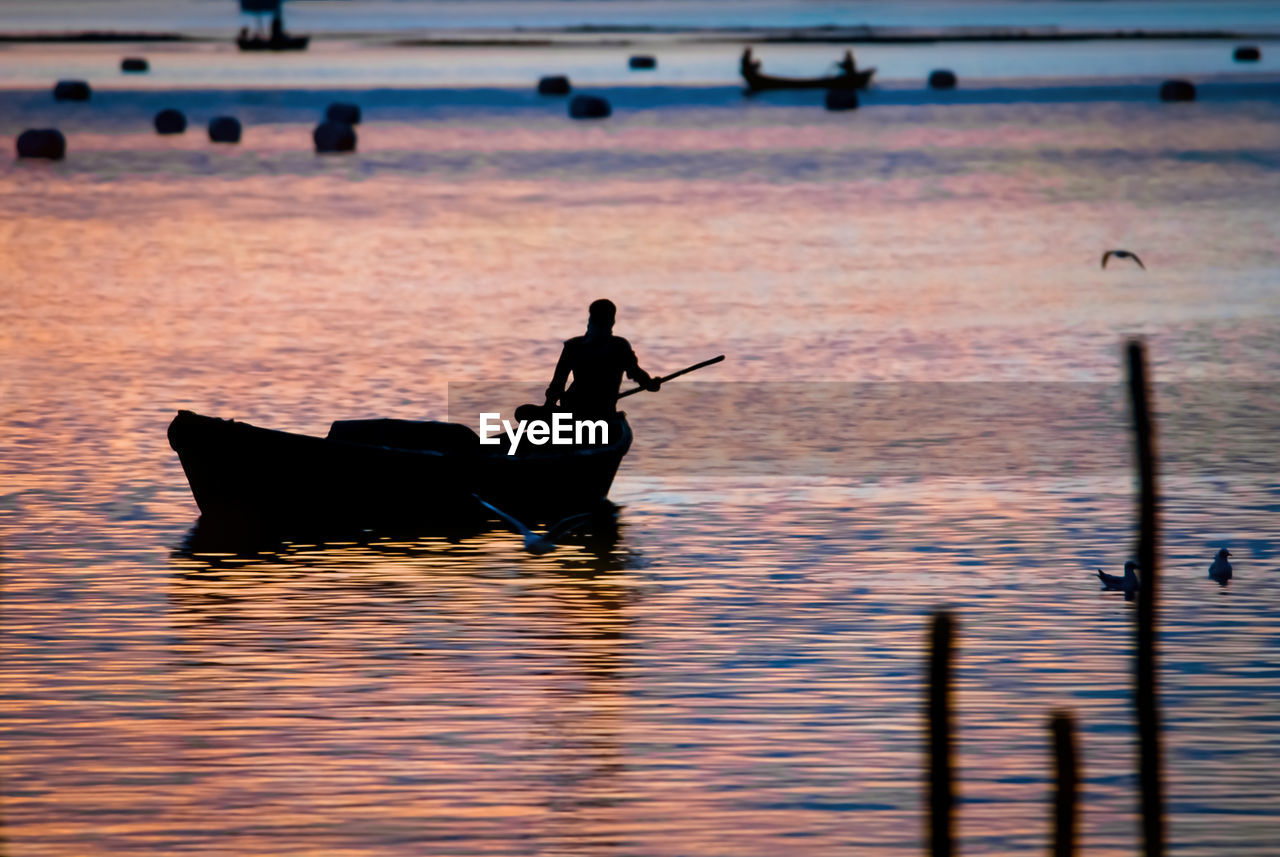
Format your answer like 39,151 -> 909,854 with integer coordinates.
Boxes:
5,0 -> 1280,34
3,34 -> 1280,857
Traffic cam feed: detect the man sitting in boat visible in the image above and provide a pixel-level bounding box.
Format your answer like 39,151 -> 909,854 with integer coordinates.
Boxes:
544,299 -> 660,418
741,48 -> 762,78
838,50 -> 858,75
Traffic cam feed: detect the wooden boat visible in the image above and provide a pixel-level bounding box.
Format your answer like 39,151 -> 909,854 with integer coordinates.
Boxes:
236,1 -> 308,51
168,410 -> 631,536
236,33 -> 309,51
740,48 -> 875,92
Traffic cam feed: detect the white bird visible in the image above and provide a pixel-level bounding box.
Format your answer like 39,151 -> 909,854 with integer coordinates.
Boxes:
1101,249 -> 1145,270
472,494 -> 593,555
1098,561 -> 1141,598
1208,548 -> 1233,584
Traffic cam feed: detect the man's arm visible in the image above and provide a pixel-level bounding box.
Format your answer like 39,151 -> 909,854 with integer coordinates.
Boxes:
623,341 -> 661,392
545,341 -> 574,406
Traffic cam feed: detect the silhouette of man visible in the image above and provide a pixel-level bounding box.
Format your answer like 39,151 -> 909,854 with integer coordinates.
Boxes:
544,300 -> 659,417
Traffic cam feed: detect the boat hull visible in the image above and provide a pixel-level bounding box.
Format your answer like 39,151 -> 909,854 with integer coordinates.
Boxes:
168,410 -> 631,537
743,67 -> 876,92
236,35 -> 310,51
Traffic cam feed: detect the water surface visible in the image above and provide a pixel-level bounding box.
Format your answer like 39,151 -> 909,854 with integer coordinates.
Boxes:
3,38 -> 1280,857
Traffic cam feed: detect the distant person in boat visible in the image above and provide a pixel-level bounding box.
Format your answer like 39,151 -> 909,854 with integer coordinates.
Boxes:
838,50 -> 858,75
544,299 -> 660,417
741,48 -> 761,78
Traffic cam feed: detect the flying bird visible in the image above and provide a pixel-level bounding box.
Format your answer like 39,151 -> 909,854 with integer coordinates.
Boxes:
1097,561 -> 1141,599
472,494 -> 593,555
1101,250 -> 1145,270
1208,547 -> 1233,584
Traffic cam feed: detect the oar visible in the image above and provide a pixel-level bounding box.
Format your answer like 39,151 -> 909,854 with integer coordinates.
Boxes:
618,354 -> 725,399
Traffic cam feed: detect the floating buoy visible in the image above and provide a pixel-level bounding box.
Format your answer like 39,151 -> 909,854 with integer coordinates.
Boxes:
537,75 -> 571,96
569,94 -> 611,120
121,57 -> 149,73
1234,45 -> 1261,62
208,116 -> 242,143
325,102 -> 361,125
824,89 -> 860,111
313,120 -> 356,153
1159,80 -> 1196,102
629,55 -> 657,70
53,80 -> 90,101
16,128 -> 66,160
154,108 -> 187,135
928,69 -> 957,90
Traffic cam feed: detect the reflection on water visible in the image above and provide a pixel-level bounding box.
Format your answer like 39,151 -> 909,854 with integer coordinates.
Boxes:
176,501 -> 640,573
3,59 -> 1280,855
165,521 -> 643,855
6,476 -> 1280,854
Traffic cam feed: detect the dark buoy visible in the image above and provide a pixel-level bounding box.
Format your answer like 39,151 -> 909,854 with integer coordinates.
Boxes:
537,75 -> 571,96
628,55 -> 657,70
928,69 -> 958,90
1159,80 -> 1196,102
325,102 -> 361,125
154,108 -> 187,135
568,94 -> 611,120
824,89 -> 860,111
16,128 -> 66,160
121,57 -> 149,73
53,80 -> 90,101
208,116 -> 242,143
313,120 -> 356,153
1234,45 -> 1261,62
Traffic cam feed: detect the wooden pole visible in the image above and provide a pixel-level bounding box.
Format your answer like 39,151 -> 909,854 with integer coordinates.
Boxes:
928,610 -> 956,857
617,354 -> 725,399
1128,340 -> 1164,857
1050,711 -> 1079,857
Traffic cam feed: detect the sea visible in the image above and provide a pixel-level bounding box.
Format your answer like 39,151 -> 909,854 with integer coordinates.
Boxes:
2,1 -> 1280,855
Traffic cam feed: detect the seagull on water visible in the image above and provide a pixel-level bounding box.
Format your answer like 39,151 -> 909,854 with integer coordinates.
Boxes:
1097,561 -> 1141,599
1208,548 -> 1233,584
472,494 -> 593,555
1101,250 -> 1145,270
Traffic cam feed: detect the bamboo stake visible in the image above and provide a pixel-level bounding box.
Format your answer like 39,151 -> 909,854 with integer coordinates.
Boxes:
1050,710 -> 1079,857
1128,340 -> 1164,857
928,610 -> 956,857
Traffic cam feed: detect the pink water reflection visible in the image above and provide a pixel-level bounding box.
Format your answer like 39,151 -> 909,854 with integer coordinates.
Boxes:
3,85 -> 1280,856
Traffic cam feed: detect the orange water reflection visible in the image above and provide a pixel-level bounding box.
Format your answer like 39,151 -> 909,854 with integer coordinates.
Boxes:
3,87 -> 1280,855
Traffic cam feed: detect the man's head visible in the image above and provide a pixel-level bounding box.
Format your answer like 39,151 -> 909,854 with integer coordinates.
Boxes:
588,299 -> 616,328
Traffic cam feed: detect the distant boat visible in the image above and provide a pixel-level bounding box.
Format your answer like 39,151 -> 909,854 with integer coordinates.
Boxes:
237,31 -> 309,52
741,47 -> 875,92
236,0 -> 309,52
